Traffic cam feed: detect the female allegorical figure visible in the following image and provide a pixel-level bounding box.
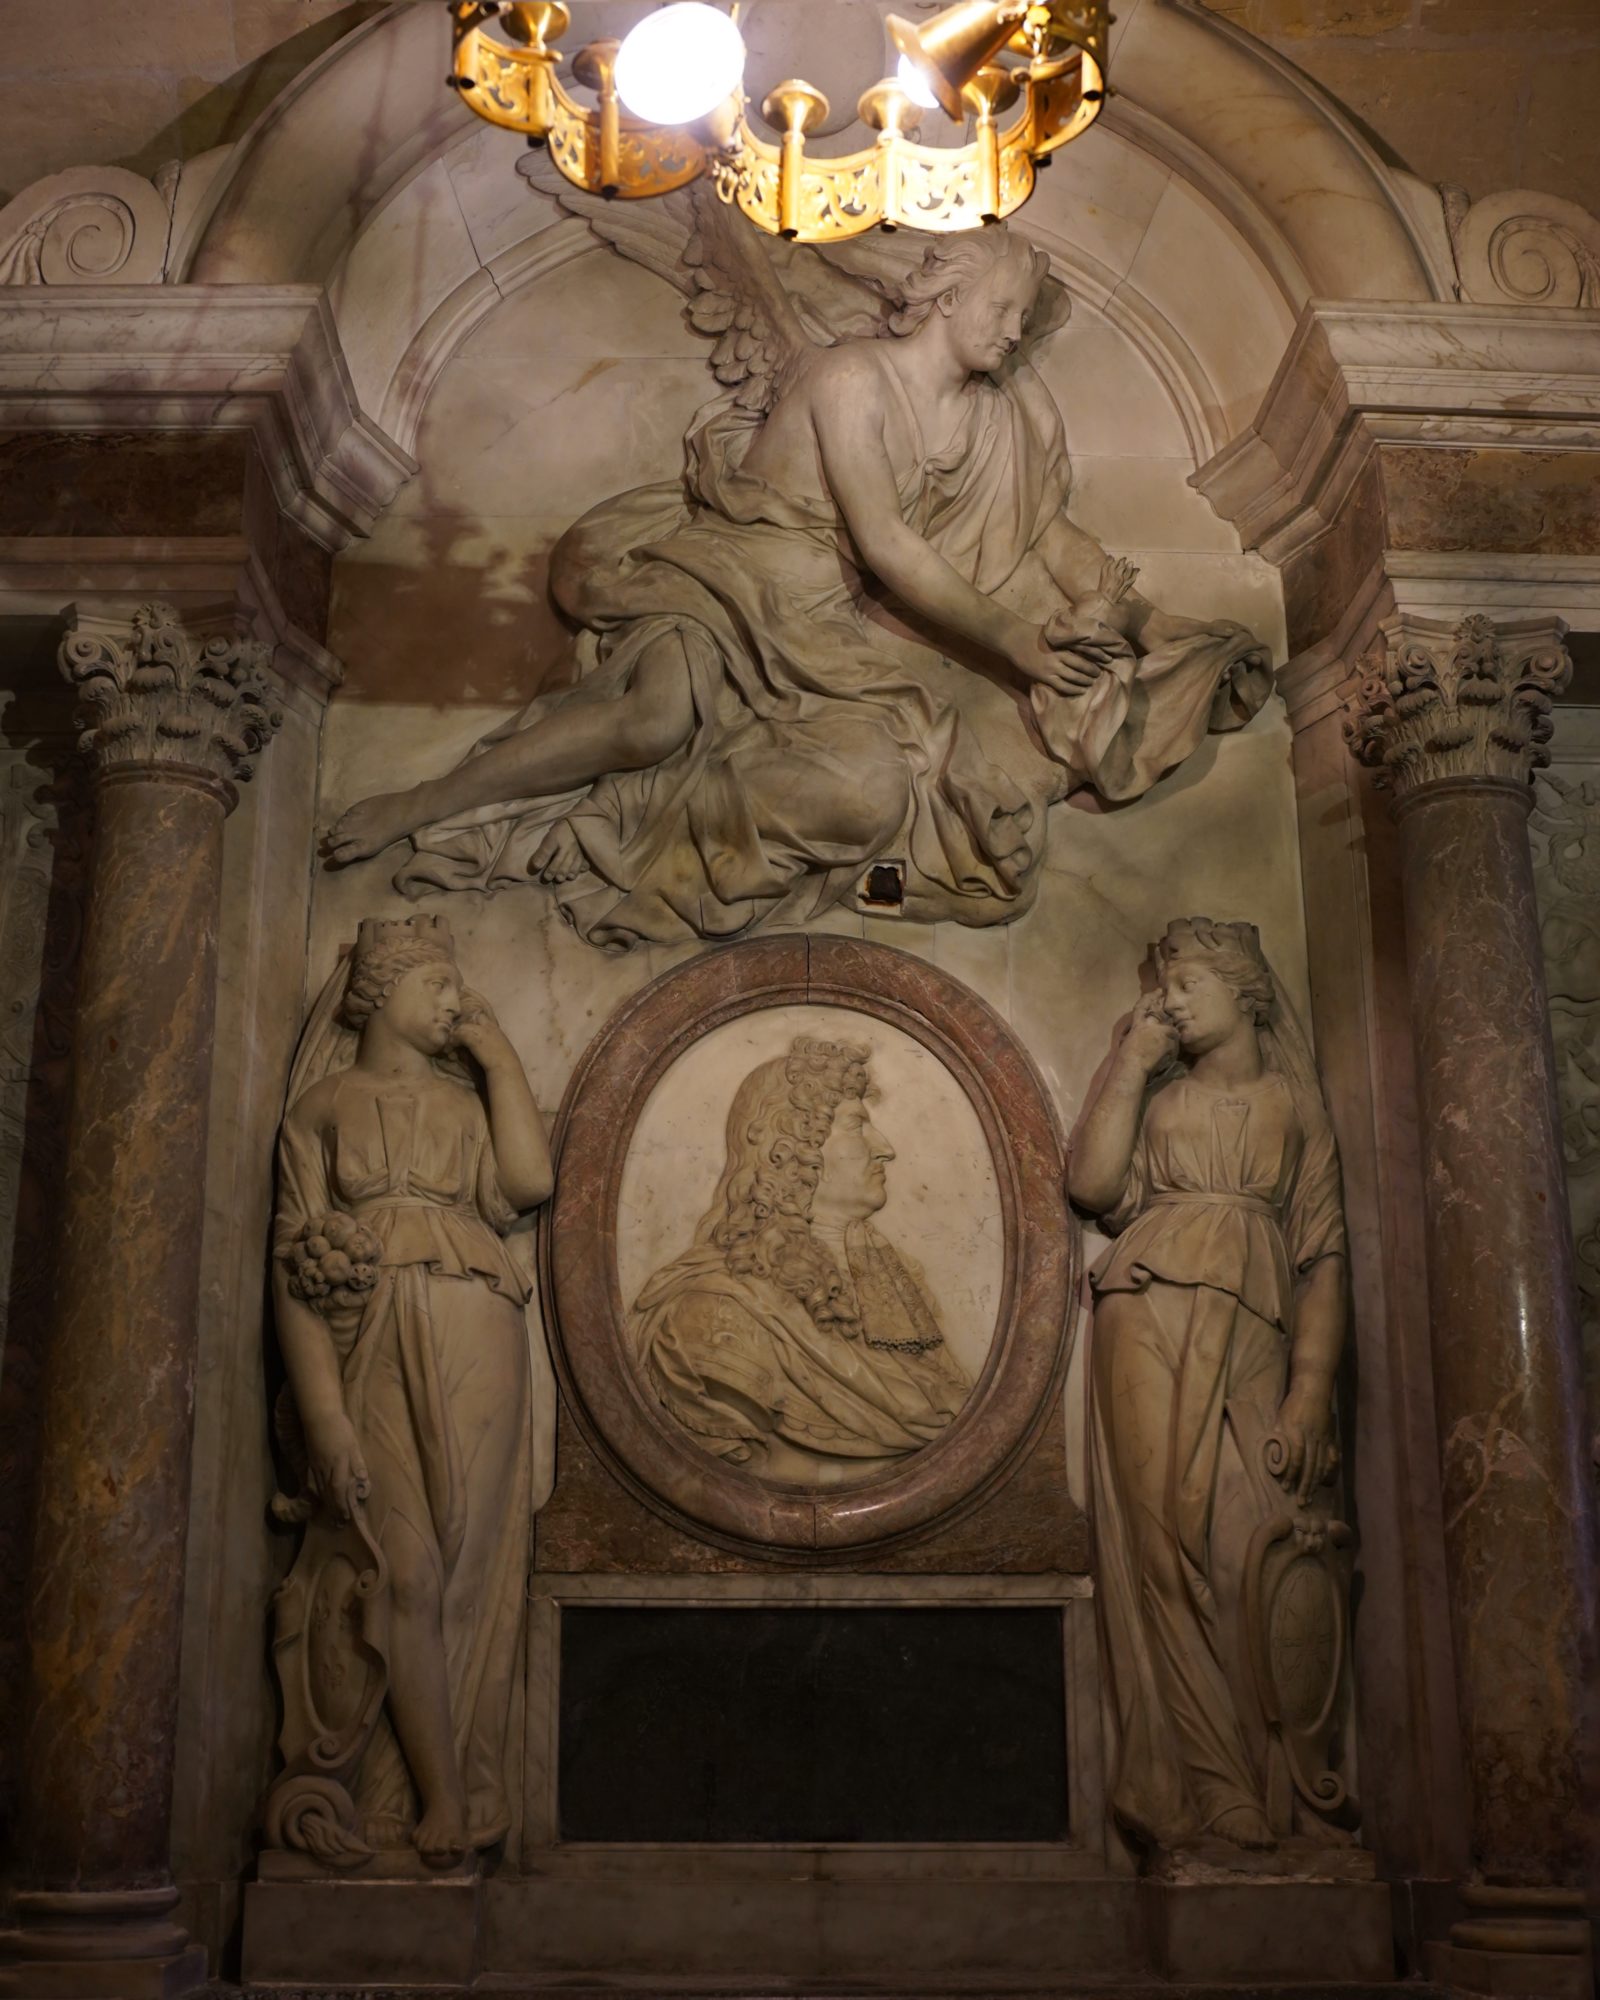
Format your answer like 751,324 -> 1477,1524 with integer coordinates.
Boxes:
1069,918 -> 1348,1852
270,915 -> 552,1864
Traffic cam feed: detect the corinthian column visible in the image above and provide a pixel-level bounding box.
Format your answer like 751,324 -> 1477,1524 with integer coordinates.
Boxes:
0,605 -> 280,2000
1349,612 -> 1598,1994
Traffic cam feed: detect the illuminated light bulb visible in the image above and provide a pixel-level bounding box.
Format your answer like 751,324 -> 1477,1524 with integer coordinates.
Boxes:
895,54 -> 941,111
614,3 -> 746,125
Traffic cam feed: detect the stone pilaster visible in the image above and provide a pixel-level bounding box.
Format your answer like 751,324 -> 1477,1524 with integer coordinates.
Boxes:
1348,611 -> 1598,1996
0,605 -> 279,2000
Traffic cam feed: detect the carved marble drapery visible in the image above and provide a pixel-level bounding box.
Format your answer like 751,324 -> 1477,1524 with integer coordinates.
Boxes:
1347,611 -> 1597,1980
0,605 -> 279,1999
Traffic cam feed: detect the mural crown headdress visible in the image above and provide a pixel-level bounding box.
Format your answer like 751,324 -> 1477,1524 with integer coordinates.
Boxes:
352,912 -> 456,968
1157,915 -> 1266,970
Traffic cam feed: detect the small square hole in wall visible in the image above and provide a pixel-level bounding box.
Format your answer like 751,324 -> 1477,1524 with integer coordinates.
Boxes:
858,859 -> 905,912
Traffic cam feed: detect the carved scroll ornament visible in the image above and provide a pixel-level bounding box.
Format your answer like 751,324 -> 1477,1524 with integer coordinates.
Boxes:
59,604 -> 282,798
1346,613 -> 1571,802
0,165 -> 173,286
1445,187 -> 1600,310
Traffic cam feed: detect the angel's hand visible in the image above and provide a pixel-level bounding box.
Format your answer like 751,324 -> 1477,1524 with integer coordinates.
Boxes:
1008,624 -> 1105,696
1041,609 -> 1136,665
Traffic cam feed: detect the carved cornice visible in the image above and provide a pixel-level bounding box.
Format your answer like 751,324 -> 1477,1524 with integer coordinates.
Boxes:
0,288 -> 414,551
1195,302 -> 1600,569
59,603 -> 282,802
1345,612 -> 1571,805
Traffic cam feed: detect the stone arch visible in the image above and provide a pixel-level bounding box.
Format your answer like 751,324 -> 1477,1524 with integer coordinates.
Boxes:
175,0 -> 1449,460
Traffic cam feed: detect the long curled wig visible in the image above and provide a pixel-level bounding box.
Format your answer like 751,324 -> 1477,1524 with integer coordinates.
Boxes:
704,1037 -> 871,1329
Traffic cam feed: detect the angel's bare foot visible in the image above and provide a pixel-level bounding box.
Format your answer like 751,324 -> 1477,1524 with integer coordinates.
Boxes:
531,821 -> 586,884
323,790 -> 424,867
1211,1804 -> 1274,1850
412,1798 -> 468,1866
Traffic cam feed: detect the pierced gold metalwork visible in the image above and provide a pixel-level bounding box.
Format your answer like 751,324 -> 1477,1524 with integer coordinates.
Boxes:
446,0 -> 1109,241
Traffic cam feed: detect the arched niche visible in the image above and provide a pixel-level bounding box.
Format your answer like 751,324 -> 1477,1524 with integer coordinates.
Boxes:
177,0 -> 1453,449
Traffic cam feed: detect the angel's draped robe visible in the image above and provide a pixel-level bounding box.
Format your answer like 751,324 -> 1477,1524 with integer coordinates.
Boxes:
398,356 -> 1272,948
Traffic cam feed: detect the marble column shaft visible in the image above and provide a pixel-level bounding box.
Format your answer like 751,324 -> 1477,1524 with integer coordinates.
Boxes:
1351,613 -> 1599,1895
17,769 -> 225,1894
1394,775 -> 1597,1884
4,606 -> 279,1989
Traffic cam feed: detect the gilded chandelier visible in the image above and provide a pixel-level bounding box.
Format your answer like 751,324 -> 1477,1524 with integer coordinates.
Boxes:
446,1 -> 1110,241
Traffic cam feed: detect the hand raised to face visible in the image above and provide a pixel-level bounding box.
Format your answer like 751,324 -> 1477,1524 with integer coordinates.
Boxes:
1120,991 -> 1180,1076
450,987 -> 514,1069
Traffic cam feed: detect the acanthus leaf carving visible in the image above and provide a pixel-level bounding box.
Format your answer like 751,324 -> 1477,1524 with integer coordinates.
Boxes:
1344,612 -> 1571,800
59,603 -> 283,798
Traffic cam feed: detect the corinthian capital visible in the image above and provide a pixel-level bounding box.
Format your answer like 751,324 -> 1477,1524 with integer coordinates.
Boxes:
1346,613 -> 1571,803
59,603 -> 282,799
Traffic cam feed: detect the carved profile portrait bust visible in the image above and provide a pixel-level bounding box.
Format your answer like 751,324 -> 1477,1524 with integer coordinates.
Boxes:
549,937 -> 1074,1555
630,1034 -> 973,1488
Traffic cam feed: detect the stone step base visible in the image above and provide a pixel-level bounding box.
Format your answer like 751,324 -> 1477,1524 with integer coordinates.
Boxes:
229,1985 -> 1432,2000
240,1874 -> 1398,1994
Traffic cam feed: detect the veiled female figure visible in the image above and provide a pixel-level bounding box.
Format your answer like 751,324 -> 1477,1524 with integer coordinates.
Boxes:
269,915 -> 552,1866
1069,919 -> 1348,1853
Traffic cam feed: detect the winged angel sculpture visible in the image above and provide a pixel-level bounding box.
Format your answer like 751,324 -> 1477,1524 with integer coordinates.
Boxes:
327,165 -> 1272,948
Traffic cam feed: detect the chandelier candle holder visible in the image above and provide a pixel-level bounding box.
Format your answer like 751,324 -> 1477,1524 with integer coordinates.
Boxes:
446,0 -> 1110,239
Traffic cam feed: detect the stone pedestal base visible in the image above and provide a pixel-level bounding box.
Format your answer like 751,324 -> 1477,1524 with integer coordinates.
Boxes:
243,1872 -> 481,1990
0,1887 -> 207,1999
0,1946 -> 209,2000
1147,1878 -> 1394,1983
1424,1886 -> 1594,2000
241,1858 -> 1396,1992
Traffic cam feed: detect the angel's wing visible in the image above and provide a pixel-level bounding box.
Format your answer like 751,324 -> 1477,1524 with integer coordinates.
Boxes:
516,151 -> 892,411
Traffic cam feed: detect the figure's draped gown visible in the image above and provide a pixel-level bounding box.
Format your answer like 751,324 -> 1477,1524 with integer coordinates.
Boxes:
398,362 -> 1270,949
275,1070 -> 531,1849
1088,1071 -> 1346,1844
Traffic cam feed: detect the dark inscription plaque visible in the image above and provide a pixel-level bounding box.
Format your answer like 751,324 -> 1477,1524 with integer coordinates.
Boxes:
558,1605 -> 1069,1843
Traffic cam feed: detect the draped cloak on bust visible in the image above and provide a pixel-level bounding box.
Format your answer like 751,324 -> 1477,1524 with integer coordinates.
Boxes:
632,1217 -> 972,1473
396,361 -> 1271,949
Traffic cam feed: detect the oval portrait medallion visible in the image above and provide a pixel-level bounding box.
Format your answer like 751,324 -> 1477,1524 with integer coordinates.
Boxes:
543,935 -> 1076,1554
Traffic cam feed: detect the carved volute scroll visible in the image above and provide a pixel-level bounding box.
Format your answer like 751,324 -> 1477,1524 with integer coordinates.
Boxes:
1445,187 -> 1600,310
58,603 -> 282,803
0,165 -> 174,286
1346,612 -> 1572,803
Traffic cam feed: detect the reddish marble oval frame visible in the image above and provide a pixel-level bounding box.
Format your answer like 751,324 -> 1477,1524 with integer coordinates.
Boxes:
541,934 -> 1077,1556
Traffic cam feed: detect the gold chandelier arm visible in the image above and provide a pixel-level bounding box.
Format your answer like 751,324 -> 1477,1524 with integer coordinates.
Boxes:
449,3 -> 561,134
445,0 -> 1110,241
548,104 -> 710,202
1018,51 -> 1106,158
449,5 -> 710,198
